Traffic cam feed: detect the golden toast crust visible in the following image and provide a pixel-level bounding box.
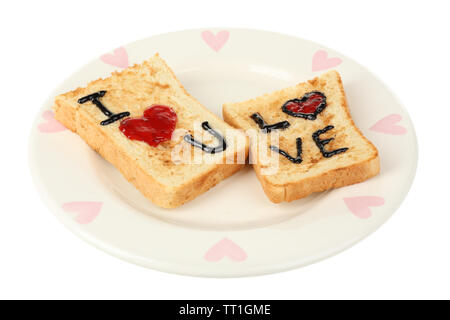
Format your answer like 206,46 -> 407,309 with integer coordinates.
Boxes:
223,70 -> 379,203
53,54 -> 248,208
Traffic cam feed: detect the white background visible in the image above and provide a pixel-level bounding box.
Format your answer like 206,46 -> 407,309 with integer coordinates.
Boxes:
1,0 -> 449,299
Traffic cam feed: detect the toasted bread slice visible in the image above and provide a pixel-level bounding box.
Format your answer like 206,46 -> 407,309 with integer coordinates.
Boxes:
53,54 -> 248,208
223,70 -> 379,203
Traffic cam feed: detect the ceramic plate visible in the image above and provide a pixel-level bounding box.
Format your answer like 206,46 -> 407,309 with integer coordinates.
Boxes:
29,28 -> 417,277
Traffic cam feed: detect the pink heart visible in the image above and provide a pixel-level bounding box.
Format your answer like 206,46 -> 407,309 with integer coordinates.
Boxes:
370,114 -> 407,135
344,196 -> 385,219
38,111 -> 67,133
201,30 -> 229,52
100,47 -> 129,68
204,238 -> 247,262
312,50 -> 342,72
62,201 -> 103,224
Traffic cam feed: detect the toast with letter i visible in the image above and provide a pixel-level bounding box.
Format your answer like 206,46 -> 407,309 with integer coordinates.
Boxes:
222,70 -> 379,203
53,54 -> 249,208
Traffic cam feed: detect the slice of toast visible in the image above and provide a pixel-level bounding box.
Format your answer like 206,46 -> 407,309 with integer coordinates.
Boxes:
53,54 -> 248,208
223,70 -> 379,203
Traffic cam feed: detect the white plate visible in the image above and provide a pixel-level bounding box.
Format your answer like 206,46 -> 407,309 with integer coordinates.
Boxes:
29,28 -> 418,277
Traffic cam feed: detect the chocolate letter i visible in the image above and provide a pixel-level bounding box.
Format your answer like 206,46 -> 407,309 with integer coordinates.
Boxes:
78,91 -> 130,126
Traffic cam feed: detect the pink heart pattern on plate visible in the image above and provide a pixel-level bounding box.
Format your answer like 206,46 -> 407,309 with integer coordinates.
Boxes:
100,47 -> 129,69
62,201 -> 103,224
344,196 -> 385,219
204,238 -> 247,262
312,50 -> 342,72
38,111 -> 67,133
201,30 -> 229,52
370,114 -> 407,135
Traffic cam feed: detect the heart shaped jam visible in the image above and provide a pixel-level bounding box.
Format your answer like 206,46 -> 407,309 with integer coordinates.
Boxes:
282,91 -> 326,120
119,105 -> 177,147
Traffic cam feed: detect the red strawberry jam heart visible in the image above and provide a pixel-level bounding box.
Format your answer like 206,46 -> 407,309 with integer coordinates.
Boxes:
282,91 -> 327,120
119,105 -> 177,147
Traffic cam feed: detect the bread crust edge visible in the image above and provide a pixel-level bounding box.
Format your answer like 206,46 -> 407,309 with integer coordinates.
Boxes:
253,154 -> 380,203
52,54 -> 248,209
222,70 -> 380,204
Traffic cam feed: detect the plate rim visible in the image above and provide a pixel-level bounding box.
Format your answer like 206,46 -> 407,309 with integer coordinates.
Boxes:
28,27 -> 419,277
